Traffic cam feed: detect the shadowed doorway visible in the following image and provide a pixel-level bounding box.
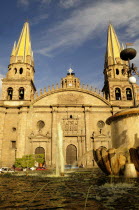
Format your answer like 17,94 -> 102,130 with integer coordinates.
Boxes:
35,147 -> 45,167
66,144 -> 77,165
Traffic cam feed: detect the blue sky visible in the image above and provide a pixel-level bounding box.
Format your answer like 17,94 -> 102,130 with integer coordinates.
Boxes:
0,0 -> 139,92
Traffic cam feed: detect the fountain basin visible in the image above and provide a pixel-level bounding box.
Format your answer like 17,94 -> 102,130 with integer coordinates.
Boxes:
106,107 -> 139,149
124,163 -> 137,178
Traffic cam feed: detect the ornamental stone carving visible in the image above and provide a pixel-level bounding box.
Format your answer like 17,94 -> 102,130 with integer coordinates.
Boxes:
58,93 -> 83,104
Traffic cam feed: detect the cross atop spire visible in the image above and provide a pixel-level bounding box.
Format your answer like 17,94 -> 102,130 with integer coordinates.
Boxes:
67,68 -> 73,75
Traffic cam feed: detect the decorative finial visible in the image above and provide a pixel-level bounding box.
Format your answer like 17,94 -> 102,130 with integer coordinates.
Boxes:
26,18 -> 29,23
68,68 -> 73,75
108,20 -> 112,25
126,43 -> 133,48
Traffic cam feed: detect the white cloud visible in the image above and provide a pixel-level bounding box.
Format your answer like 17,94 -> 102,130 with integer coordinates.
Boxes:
125,19 -> 139,38
31,13 -> 49,25
17,0 -> 51,7
132,39 -> 139,67
36,0 -> 52,7
40,0 -> 51,4
59,0 -> 81,8
17,0 -> 29,7
0,74 -> 4,99
35,0 -> 139,56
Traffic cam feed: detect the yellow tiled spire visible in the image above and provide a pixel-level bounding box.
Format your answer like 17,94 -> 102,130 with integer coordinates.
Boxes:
105,24 -> 125,66
11,41 -> 16,56
10,22 -> 34,65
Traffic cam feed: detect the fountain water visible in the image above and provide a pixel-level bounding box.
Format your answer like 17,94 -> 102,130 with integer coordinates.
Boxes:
124,163 -> 137,178
56,123 -> 64,176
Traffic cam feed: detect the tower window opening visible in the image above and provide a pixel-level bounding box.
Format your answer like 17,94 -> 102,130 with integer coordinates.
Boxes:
7,87 -> 13,100
105,91 -> 109,100
11,141 -> 16,149
19,87 -> 24,100
122,69 -> 125,75
19,68 -> 23,74
115,88 -> 121,100
126,88 -> 132,100
116,69 -> 119,75
14,68 -> 17,74
70,115 -> 72,119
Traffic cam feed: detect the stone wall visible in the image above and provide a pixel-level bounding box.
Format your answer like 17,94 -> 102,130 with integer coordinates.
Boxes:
0,89 -> 112,168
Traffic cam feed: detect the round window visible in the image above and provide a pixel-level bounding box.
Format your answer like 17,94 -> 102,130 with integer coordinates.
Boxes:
12,127 -> 16,132
37,120 -> 45,130
97,120 -> 105,129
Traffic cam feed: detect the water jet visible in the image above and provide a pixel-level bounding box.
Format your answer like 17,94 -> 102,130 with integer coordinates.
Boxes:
56,123 -> 64,177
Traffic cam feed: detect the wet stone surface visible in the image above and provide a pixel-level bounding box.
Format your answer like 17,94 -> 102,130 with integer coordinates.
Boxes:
0,168 -> 139,209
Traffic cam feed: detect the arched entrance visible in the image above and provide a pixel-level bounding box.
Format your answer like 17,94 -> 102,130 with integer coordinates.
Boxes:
66,144 -> 77,165
35,147 -> 45,167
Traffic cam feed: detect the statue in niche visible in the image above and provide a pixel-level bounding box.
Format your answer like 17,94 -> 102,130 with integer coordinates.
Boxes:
37,120 -> 45,133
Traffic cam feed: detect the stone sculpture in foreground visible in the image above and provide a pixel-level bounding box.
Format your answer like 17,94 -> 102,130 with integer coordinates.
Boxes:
93,146 -> 139,177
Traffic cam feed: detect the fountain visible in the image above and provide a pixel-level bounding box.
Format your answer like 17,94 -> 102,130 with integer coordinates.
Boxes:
93,146 -> 138,177
93,46 -> 139,178
56,122 -> 64,176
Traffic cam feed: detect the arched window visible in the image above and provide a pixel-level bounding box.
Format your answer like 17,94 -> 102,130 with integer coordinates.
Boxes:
66,144 -> 77,165
35,147 -> 45,167
116,69 -> 119,75
19,87 -> 24,100
115,88 -> 121,100
14,68 -> 17,74
35,147 -> 45,155
126,88 -> 132,100
122,69 -> 125,75
65,79 -> 67,87
7,87 -> 13,100
19,68 -> 23,74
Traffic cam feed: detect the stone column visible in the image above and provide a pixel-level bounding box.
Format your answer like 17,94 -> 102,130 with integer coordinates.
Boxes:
17,107 -> 28,158
84,107 -> 92,166
81,137 -> 87,166
51,107 -> 58,166
78,136 -> 82,159
25,105 -> 33,155
47,140 -> 51,166
84,107 -> 91,151
0,108 -> 6,167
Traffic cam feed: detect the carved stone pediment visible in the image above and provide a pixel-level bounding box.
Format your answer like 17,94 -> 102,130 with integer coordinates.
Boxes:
29,131 -> 51,140
95,134 -> 107,138
58,93 -> 84,104
93,133 -> 111,142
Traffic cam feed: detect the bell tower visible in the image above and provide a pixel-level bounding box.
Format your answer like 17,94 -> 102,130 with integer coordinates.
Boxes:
61,68 -> 80,88
102,24 -> 136,106
2,22 -> 36,101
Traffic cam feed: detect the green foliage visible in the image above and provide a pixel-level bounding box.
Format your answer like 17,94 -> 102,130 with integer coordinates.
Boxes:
3,173 -> 13,177
35,154 -> 45,164
14,154 -> 45,168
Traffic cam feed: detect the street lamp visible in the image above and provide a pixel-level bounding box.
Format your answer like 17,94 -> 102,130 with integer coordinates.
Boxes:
129,76 -> 137,107
120,47 -> 138,107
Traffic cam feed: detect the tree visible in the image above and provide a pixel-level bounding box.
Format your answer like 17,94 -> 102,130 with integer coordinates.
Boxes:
35,154 -> 45,165
14,154 -> 45,168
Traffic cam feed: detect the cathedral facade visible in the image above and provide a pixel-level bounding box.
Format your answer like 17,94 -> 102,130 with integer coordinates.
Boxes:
0,22 -> 138,168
